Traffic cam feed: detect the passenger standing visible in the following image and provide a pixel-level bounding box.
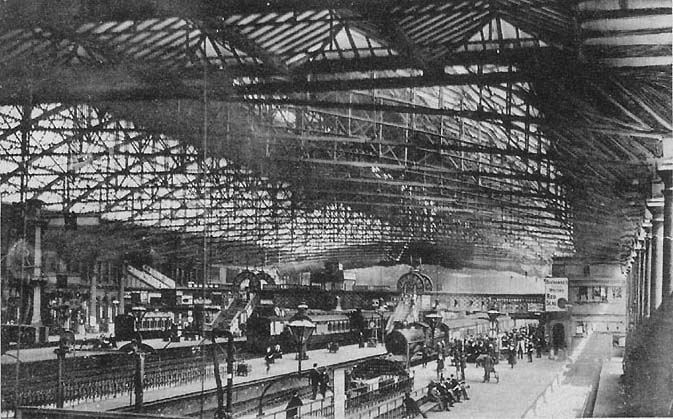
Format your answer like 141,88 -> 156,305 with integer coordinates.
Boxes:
482,354 -> 493,382
309,363 -> 320,399
285,391 -> 303,419
527,341 -> 534,363
508,344 -> 517,369
403,392 -> 427,418
517,339 -> 524,360
319,368 -> 331,399
265,351 -> 274,373
436,354 -> 445,380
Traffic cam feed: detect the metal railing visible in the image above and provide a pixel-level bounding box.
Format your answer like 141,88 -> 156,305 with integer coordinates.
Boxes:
255,396 -> 335,419
346,377 -> 413,412
2,354 -> 221,412
351,387 -> 427,419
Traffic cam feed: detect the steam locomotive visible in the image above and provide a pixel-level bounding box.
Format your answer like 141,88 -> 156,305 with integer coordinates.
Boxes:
384,314 -> 515,358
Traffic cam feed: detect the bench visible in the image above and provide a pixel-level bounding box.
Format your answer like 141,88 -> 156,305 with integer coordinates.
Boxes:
417,395 -> 440,414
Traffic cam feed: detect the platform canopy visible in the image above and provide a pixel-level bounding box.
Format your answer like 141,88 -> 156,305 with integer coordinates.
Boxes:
0,0 -> 671,271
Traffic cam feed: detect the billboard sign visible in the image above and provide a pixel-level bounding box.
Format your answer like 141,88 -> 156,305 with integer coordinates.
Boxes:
545,277 -> 569,312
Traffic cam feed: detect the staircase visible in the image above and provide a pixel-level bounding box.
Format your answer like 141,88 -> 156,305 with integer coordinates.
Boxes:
385,295 -> 419,334
211,295 -> 256,336
126,265 -> 172,289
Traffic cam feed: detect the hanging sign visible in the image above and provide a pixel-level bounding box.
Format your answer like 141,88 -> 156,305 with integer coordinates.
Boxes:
545,277 -> 568,312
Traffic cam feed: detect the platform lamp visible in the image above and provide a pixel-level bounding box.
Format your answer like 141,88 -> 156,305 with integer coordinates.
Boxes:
54,331 -> 75,408
111,298 -> 120,318
486,307 -> 500,340
287,303 -> 315,375
486,306 -> 502,361
424,310 -> 443,352
376,305 -> 387,344
130,306 -> 147,338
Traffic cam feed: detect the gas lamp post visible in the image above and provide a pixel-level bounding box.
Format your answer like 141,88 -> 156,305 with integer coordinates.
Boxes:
287,303 -> 315,375
425,311 -> 443,352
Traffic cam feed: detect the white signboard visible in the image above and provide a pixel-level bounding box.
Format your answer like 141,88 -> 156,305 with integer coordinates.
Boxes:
545,277 -> 569,312
527,303 -> 544,312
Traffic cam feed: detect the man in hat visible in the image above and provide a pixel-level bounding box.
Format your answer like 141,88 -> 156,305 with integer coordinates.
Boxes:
309,363 -> 320,399
286,392 -> 303,419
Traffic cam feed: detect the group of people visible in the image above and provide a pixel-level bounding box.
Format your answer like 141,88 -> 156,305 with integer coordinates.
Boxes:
502,326 -> 546,368
309,363 -> 332,400
284,363 -> 332,419
427,374 -> 470,411
403,374 -> 470,418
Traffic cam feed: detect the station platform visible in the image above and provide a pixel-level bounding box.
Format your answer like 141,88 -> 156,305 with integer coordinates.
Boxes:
420,333 -> 614,419
421,355 -> 566,418
67,343 -> 386,413
592,357 -> 626,417
1,336 -> 242,365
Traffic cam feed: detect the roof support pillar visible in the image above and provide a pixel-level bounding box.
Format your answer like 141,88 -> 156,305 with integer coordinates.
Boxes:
647,197 -> 664,314
660,168 -> 673,305
658,138 -> 673,307
642,219 -> 652,318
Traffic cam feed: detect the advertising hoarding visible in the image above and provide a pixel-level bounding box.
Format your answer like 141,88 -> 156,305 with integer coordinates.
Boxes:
545,277 -> 569,312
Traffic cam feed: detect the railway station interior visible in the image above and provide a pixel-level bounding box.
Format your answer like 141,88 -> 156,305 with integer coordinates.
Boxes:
0,1 -> 671,418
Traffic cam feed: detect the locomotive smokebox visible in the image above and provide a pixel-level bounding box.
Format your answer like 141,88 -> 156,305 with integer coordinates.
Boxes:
385,327 -> 427,356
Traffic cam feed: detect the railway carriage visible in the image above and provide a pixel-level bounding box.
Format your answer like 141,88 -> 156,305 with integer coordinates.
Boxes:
114,311 -> 175,341
246,304 -> 389,353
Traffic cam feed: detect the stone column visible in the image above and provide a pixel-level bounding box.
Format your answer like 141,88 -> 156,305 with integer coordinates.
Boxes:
661,168 -> 673,302
30,219 -> 43,326
333,367 -> 346,419
643,222 -> 652,317
639,240 -> 647,321
648,198 -> 664,313
635,247 -> 643,323
119,263 -> 126,315
89,274 -> 98,331
627,255 -> 636,329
